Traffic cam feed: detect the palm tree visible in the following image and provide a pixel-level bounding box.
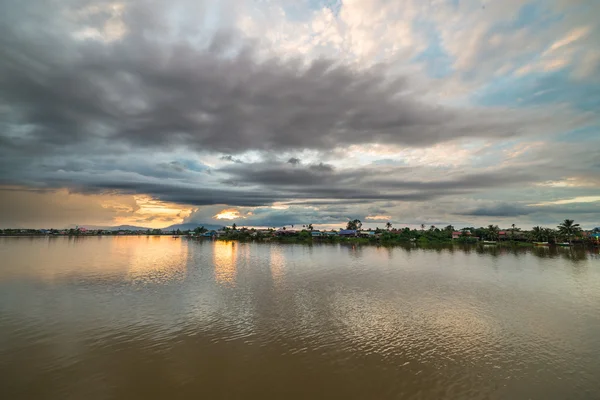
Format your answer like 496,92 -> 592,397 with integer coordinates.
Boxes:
307,224 -> 314,231
430,225 -> 436,231
420,224 -> 426,231
385,222 -> 392,230
487,225 -> 499,241
232,223 -> 237,231
531,226 -> 545,242
510,223 -> 517,240
544,228 -> 556,243
557,219 -> 581,244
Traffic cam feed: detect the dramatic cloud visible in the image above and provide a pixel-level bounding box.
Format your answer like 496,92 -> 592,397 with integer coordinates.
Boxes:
0,0 -> 598,229
0,0 -> 591,158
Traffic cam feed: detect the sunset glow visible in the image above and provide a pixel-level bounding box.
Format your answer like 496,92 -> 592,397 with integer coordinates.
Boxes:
112,195 -> 193,228
214,209 -> 241,220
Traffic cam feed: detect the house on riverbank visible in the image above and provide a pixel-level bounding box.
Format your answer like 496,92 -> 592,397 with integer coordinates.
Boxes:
498,230 -> 526,241
452,231 -> 474,240
358,230 -> 376,238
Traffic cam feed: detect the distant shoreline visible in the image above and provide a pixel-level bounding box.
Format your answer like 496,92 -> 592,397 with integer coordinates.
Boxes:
2,234 -> 598,249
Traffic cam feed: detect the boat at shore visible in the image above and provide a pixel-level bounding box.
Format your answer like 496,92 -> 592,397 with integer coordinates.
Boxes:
482,240 -> 497,244
533,242 -> 549,246
557,242 -> 572,246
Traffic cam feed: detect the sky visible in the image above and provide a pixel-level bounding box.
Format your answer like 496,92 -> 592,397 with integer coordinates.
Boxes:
0,0 -> 598,230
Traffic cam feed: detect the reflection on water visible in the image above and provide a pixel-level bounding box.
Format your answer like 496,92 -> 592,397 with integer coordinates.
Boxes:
269,245 -> 286,287
120,236 -> 188,283
0,237 -> 599,400
212,240 -> 237,286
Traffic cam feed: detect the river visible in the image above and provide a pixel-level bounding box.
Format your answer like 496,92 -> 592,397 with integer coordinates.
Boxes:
1,237 -> 599,399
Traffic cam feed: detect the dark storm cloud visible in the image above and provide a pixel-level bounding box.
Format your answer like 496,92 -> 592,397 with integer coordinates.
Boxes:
218,161 -> 537,191
0,0 -> 574,162
219,161 -> 346,186
81,180 -> 461,205
460,202 -> 600,217
459,204 -> 534,217
220,155 -> 244,164
309,163 -> 334,172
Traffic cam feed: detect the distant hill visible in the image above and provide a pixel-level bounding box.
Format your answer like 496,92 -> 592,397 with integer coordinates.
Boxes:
76,223 -> 224,232
77,224 -> 151,231
163,223 -> 224,231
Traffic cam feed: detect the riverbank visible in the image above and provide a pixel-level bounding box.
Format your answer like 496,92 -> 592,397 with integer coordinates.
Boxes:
2,232 -> 597,248
208,235 -> 595,248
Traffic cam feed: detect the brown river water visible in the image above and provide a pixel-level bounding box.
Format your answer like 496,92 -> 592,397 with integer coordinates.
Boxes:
1,236 -> 599,399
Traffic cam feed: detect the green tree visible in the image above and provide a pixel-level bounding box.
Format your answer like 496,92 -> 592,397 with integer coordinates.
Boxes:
193,226 -> 207,235
346,219 -> 362,230
557,219 -> 581,244
544,228 -> 556,242
510,224 -> 518,240
487,225 -> 499,241
531,226 -> 546,242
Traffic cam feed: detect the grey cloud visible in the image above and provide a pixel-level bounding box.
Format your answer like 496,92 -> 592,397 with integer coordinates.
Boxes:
309,163 -> 334,172
187,205 -> 362,228
70,181 -> 284,207
459,204 -> 534,217
459,202 -> 600,217
220,155 -> 244,164
158,161 -> 186,173
0,0 -> 584,162
370,171 -> 537,191
219,162 -> 347,187
218,161 -> 537,192
1,0 -> 598,229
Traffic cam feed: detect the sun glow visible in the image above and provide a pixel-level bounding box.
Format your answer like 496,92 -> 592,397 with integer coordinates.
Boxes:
366,215 -> 392,221
214,209 -> 241,220
111,195 -> 193,228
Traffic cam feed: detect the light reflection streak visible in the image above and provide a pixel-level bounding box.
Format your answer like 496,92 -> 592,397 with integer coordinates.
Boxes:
212,241 -> 237,286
